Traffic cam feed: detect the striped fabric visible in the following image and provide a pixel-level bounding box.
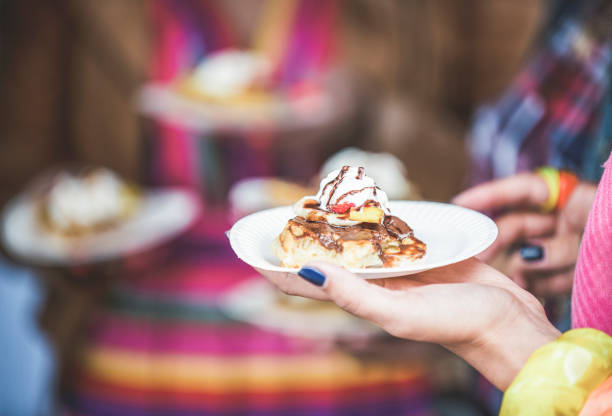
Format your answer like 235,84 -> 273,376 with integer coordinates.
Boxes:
148,0 -> 341,193
572,153 -> 612,335
62,213 -> 434,415
469,3 -> 612,185
61,2 -> 436,414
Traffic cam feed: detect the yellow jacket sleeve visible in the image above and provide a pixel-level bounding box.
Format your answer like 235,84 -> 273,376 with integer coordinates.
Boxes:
500,328 -> 612,416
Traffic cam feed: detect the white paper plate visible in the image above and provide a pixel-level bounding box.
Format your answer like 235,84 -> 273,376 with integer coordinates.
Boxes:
229,201 -> 498,279
1,189 -> 201,266
222,277 -> 380,340
138,84 -> 337,133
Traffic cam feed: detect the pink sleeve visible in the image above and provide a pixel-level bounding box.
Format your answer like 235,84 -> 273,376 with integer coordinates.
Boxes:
572,153 -> 612,335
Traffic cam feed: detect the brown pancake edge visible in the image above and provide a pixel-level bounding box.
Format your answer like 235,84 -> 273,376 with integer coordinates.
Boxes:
282,214 -> 426,267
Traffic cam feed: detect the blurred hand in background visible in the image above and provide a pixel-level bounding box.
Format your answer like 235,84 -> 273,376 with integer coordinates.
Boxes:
453,173 -> 597,297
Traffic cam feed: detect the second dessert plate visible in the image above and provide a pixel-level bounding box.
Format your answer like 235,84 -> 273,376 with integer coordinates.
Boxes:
221,277 -> 381,339
229,201 -> 498,279
2,189 -> 201,266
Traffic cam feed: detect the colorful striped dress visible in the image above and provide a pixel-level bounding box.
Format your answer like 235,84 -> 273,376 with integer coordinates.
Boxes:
62,1 -> 435,414
63,213 -> 434,415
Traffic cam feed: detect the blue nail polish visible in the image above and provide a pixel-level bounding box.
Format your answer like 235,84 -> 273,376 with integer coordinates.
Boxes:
520,245 -> 544,262
298,266 -> 326,286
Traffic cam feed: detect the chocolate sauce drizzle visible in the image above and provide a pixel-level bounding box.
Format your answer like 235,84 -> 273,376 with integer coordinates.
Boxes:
303,200 -> 320,209
335,187 -> 381,207
321,166 -> 349,207
320,166 -> 382,210
356,167 -> 364,179
286,215 -> 425,265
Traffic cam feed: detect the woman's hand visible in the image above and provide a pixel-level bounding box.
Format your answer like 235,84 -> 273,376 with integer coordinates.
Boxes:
453,173 -> 597,296
256,258 -> 560,390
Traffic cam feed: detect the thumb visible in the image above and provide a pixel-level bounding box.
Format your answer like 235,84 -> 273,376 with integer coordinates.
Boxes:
298,262 -> 391,324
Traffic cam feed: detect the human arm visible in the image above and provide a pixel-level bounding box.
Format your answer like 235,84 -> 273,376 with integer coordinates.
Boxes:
257,258 -> 560,390
257,259 -> 612,413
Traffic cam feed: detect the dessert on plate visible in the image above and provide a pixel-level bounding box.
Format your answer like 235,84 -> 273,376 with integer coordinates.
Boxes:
37,168 -> 140,237
178,49 -> 273,106
273,166 -> 426,268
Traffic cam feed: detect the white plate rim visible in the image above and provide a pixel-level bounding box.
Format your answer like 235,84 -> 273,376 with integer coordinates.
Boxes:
137,83 -> 340,133
229,200 -> 498,278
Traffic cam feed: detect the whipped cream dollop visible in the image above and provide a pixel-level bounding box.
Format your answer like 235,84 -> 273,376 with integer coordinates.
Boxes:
46,169 -> 125,231
320,147 -> 418,200
190,49 -> 269,98
316,166 -> 390,214
294,166 -> 390,227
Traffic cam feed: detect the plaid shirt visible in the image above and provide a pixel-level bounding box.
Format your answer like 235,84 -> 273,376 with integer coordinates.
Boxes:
470,9 -> 612,184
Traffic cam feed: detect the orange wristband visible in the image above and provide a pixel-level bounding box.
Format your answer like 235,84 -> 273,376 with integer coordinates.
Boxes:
557,170 -> 579,210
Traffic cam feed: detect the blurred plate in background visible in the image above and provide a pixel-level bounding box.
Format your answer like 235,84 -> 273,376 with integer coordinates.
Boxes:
1,189 -> 200,266
221,277 -> 381,340
138,83 -> 336,133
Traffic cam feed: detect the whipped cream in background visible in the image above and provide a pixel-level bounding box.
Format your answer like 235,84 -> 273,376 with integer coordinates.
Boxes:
46,169 -> 125,231
316,166 -> 390,214
190,49 -> 270,98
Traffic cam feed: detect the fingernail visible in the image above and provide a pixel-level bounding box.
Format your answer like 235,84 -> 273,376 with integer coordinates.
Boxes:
520,244 -> 544,262
298,266 -> 326,286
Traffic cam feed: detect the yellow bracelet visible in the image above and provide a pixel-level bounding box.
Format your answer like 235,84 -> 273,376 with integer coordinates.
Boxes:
500,328 -> 612,416
537,166 -> 561,213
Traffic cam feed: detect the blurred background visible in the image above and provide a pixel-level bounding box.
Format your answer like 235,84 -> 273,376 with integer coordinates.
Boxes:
0,0 -> 596,415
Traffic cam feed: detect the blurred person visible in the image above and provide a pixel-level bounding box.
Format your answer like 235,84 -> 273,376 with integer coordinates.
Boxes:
58,1 -> 438,416
146,0 -> 357,195
0,258 -> 54,416
464,0 -> 612,301
469,0 -> 612,185
449,1 -> 612,411
0,0 -> 477,415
